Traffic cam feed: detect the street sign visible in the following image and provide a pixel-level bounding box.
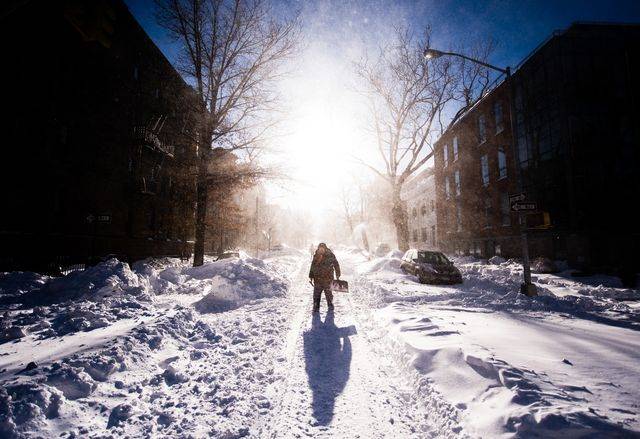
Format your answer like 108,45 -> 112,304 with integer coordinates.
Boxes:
509,192 -> 526,203
97,214 -> 111,223
511,202 -> 537,212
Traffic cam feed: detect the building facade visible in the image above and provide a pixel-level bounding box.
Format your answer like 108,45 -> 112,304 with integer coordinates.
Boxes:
401,169 -> 438,250
0,0 -> 198,272
434,23 -> 640,276
434,81 -> 519,259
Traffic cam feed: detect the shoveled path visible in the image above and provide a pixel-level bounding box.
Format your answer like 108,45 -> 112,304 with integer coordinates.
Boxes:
255,263 -> 433,438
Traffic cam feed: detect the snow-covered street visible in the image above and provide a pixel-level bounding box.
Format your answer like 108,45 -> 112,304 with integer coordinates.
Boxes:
257,274 -> 436,438
2,249 -> 639,438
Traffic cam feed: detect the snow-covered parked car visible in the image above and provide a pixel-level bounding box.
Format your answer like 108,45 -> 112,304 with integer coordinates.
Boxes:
400,249 -> 462,284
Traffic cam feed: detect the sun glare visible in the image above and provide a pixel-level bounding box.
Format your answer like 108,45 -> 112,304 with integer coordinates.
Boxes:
271,49 -> 370,216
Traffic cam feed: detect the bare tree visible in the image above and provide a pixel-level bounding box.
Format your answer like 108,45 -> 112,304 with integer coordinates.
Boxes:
338,187 -> 356,234
155,0 -> 299,266
354,26 -> 491,251
447,40 -> 495,129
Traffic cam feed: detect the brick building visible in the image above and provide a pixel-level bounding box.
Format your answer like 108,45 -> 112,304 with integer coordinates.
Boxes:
434,23 -> 640,276
434,80 -> 518,259
0,0 -> 198,272
402,169 -> 438,250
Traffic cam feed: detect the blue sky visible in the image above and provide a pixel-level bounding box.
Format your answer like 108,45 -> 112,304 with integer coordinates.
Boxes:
123,0 -> 640,211
125,0 -> 640,71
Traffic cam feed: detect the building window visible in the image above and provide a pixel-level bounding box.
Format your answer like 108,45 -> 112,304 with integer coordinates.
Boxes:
413,229 -> 419,242
454,170 -> 461,196
421,227 -> 427,241
443,144 -> 449,167
421,203 -> 427,216
431,200 -> 435,212
445,176 -> 451,199
478,114 -> 487,143
494,101 -> 504,133
431,225 -> 436,246
500,192 -> 511,226
412,207 -> 418,219
481,155 -> 489,186
498,148 -> 507,179
455,201 -> 462,232
484,198 -> 492,228
453,136 -> 459,161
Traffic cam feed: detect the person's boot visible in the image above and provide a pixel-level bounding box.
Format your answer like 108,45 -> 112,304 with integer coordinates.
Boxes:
312,298 -> 320,313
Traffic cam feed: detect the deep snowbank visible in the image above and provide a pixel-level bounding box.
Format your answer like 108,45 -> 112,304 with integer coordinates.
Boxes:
0,308 -> 224,438
1,259 -> 154,342
189,257 -> 289,313
1,255 -> 292,345
0,254 -> 299,438
348,251 -> 640,437
355,255 -> 640,327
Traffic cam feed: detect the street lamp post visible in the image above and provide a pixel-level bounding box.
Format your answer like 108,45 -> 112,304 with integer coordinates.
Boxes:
424,48 -> 537,296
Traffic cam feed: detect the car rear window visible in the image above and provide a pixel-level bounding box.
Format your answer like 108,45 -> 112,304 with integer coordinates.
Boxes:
417,251 -> 449,264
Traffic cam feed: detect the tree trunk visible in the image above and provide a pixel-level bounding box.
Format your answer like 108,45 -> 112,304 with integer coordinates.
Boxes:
193,163 -> 207,267
193,124 -> 210,267
391,186 -> 410,251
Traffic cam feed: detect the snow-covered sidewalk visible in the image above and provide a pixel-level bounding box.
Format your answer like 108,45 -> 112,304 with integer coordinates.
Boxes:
1,254 -> 302,438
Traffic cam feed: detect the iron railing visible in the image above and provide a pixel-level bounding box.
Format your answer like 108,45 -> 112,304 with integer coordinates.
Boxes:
133,126 -> 175,156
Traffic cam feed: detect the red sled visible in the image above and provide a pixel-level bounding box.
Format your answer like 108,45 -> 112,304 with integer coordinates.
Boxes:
331,279 -> 349,292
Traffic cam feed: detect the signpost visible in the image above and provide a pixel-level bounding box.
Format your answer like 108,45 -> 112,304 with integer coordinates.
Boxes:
511,201 -> 537,212
97,214 -> 112,223
509,192 -> 526,204
508,192 -> 537,296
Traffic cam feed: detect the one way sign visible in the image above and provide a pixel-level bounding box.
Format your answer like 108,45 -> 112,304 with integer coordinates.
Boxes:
511,202 -> 537,212
509,192 -> 526,204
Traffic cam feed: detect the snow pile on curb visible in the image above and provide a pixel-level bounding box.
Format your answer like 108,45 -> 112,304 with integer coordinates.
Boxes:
1,255 -> 293,344
355,256 -> 403,276
134,255 -> 290,312
0,252 -> 299,438
37,259 -> 149,304
0,308 -> 221,438
371,302 -> 640,437
0,272 -> 50,303
188,257 -> 289,313
1,260 -> 155,342
354,255 -> 640,326
347,250 -> 640,437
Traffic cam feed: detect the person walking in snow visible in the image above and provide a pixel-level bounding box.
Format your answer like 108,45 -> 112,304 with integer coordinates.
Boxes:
309,243 -> 341,313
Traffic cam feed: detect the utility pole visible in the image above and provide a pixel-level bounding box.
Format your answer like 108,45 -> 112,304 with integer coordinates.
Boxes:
506,67 -> 536,296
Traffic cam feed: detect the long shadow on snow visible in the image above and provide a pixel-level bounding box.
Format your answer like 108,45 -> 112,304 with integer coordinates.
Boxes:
303,311 -> 356,426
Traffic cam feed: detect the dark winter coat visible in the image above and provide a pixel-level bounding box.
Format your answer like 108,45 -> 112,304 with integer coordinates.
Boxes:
309,250 -> 341,287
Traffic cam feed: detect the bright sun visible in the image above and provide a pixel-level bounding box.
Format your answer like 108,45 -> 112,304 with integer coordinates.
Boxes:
271,48 -> 370,216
